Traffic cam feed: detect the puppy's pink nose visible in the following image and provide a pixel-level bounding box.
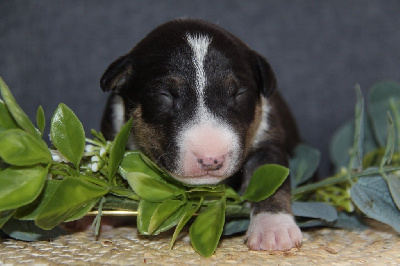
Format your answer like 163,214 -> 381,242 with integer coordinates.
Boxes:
197,155 -> 225,171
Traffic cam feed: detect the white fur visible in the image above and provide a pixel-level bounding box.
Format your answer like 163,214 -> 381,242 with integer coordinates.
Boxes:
171,34 -> 240,185
252,97 -> 271,148
246,212 -> 302,251
112,95 -> 125,135
186,33 -> 211,95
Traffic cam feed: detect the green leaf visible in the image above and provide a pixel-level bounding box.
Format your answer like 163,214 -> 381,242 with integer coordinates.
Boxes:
108,118 -> 133,180
126,172 -> 183,202
0,129 -> 52,166
50,103 -> 85,168
14,180 -> 61,220
289,144 -> 320,187
292,201 -> 337,222
119,151 -> 163,181
35,176 -> 109,229
36,105 -> 45,135
242,164 -> 289,202
148,199 -> 185,234
2,218 -> 65,241
137,200 -> 161,235
64,199 -> 99,222
0,100 -> 18,133
387,174 -> 400,210
170,201 -> 201,249
190,199 -> 226,257
0,209 -> 15,228
0,165 -> 48,211
368,80 -> 400,147
0,77 -> 40,137
350,175 -> 400,233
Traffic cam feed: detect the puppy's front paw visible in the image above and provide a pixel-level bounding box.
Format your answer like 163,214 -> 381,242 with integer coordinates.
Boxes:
245,213 -> 302,251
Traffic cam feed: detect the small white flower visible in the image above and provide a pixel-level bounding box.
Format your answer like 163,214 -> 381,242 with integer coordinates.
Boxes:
91,162 -> 99,172
85,144 -> 94,152
91,155 -> 100,162
100,147 -> 106,158
50,150 -> 69,163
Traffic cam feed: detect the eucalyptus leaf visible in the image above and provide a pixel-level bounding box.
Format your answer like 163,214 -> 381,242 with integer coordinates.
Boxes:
0,165 -> 48,212
137,200 -> 161,235
387,174 -> 400,210
189,199 -> 226,257
292,201 -> 337,222
333,212 -> 368,231
14,180 -> 61,220
380,113 -> 395,168
330,118 -> 378,171
119,151 -> 163,181
222,219 -> 249,236
0,100 -> 18,133
0,78 -> 40,137
242,164 -> 289,202
35,176 -> 109,230
350,175 -> 400,233
50,103 -> 85,168
289,144 -> 320,187
0,209 -> 15,228
108,118 -> 133,180
36,105 -> 45,135
0,129 -> 52,166
126,172 -> 183,202
2,218 -> 65,241
368,80 -> 400,147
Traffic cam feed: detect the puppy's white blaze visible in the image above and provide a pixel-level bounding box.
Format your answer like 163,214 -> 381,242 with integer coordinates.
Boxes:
112,95 -> 125,134
252,97 -> 271,148
111,95 -> 136,149
186,33 -> 212,95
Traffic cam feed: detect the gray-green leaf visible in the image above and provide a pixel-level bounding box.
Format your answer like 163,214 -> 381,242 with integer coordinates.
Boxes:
387,174 -> 400,210
50,103 -> 85,168
289,144 -> 320,187
350,175 -> 400,233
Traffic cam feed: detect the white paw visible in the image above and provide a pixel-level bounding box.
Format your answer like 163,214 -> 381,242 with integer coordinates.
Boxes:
246,213 -> 302,251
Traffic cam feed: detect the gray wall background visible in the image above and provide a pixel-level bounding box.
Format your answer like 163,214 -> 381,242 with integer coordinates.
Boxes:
1,0 -> 399,177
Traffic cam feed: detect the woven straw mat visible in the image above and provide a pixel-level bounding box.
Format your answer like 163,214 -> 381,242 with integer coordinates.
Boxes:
1,223 -> 399,265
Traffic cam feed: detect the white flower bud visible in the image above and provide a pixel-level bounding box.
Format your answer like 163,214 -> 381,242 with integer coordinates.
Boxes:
85,144 -> 94,152
100,147 -> 106,158
52,154 -> 61,162
91,155 -> 100,162
91,162 -> 99,173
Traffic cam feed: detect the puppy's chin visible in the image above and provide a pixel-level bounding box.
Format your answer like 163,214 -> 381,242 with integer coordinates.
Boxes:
166,171 -> 230,186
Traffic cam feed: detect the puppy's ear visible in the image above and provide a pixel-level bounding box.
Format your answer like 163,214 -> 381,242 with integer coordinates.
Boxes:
100,55 -> 133,92
252,52 -> 277,98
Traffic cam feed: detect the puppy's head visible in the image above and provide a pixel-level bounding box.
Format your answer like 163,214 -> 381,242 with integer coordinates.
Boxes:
101,19 -> 276,185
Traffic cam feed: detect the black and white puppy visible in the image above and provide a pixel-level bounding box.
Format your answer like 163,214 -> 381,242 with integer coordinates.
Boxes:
100,19 -> 302,251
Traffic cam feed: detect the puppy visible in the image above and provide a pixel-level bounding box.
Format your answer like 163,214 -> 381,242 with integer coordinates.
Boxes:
100,19 -> 302,251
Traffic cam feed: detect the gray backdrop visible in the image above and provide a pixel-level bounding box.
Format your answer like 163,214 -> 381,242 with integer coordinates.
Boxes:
1,0 -> 400,176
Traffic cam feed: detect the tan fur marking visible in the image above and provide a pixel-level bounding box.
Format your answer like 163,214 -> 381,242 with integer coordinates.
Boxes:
131,106 -> 164,161
245,98 -> 263,153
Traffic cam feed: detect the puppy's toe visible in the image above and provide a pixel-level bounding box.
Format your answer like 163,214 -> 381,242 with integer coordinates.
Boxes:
246,213 -> 302,251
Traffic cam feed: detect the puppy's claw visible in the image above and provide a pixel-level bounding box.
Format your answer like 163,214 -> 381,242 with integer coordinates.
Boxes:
245,213 -> 302,251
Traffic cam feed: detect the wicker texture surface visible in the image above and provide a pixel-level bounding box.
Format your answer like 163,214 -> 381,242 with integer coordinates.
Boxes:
1,226 -> 399,265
